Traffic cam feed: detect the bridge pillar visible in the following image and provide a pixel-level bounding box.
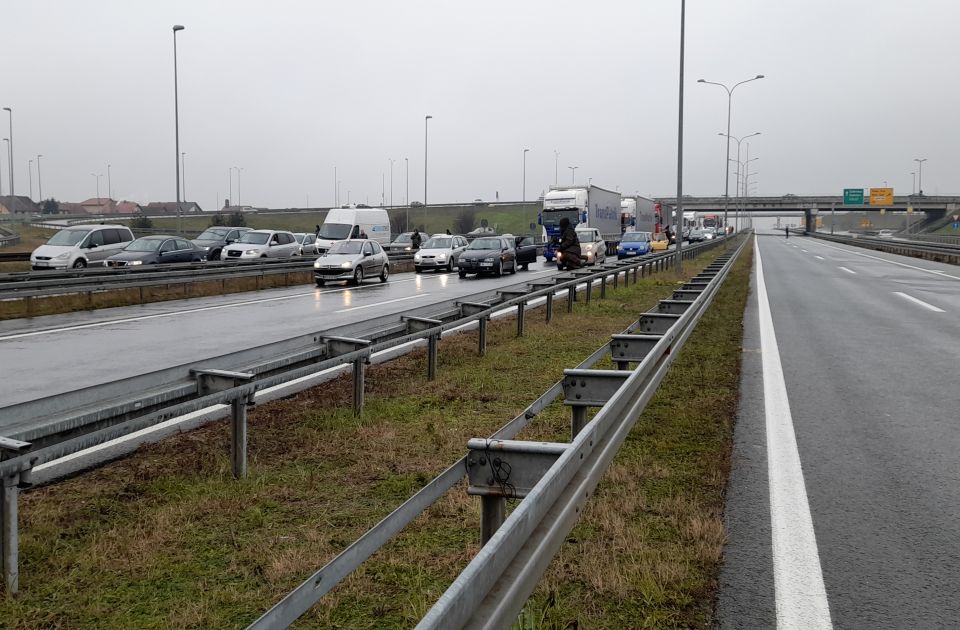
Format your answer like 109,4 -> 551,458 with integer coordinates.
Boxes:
805,208 -> 818,233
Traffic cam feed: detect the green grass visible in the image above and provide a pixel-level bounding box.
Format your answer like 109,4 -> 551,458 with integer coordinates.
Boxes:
1,242 -> 751,628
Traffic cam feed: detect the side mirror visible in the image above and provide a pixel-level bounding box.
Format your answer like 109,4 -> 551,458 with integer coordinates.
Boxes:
363,251 -> 371,257
88,242 -> 98,248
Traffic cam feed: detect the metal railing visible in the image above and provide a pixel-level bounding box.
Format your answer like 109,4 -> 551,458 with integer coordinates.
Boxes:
0,236 -> 733,596
807,231 -> 960,264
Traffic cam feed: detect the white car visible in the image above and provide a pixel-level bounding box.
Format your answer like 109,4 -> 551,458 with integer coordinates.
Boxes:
877,229 -> 896,238
221,230 -> 300,260
575,227 -> 606,265
31,224 -> 135,270
414,234 -> 469,273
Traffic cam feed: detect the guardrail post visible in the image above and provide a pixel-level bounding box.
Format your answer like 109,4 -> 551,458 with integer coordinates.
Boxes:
192,368 -> 256,479
403,317 -> 443,381
1,474 -> 19,595
352,358 -> 365,416
571,407 -> 587,438
612,269 -> 619,289
584,278 -> 592,304
546,293 -> 553,322
480,496 -> 506,545
427,333 -> 438,380
478,318 -> 488,355
567,285 -> 575,312
600,273 -> 607,299
516,302 -> 526,336
322,336 -> 374,415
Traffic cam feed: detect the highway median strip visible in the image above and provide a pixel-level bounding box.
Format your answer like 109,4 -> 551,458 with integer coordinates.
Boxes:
2,244 -> 751,628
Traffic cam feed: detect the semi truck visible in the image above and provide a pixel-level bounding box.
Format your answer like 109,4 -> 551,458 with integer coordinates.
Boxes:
620,195 -> 661,234
540,185 -> 621,262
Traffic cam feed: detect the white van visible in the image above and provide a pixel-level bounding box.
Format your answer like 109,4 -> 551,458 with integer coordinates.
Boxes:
315,206 -> 391,253
31,224 -> 135,270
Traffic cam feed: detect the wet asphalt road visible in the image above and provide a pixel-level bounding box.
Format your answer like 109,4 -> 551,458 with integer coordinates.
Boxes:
0,262 -> 564,408
719,232 -> 960,628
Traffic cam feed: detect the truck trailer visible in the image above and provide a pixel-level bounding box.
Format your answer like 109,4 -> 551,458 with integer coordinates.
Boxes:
540,185 -> 621,262
620,195 -> 661,235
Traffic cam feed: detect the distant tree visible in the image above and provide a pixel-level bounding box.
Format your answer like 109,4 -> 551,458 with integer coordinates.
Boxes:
41,198 -> 59,214
209,213 -> 225,227
453,208 -> 476,235
226,212 -> 247,227
129,214 -> 153,229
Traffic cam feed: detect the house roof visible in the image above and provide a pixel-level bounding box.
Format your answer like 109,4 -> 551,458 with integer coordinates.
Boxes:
145,201 -> 203,214
0,196 -> 41,214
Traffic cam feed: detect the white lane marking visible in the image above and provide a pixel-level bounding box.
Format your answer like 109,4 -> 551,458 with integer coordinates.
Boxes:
815,255 -> 824,260
801,249 -> 809,253
892,291 -> 945,313
812,241 -> 960,280
838,267 -> 856,274
755,239 -> 834,629
334,293 -> 428,313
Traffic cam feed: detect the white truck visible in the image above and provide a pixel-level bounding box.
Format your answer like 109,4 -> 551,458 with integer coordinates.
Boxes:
620,195 -> 660,234
540,185 -> 621,262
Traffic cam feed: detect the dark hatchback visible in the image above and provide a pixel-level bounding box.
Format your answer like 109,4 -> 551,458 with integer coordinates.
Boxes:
191,227 -> 252,261
105,235 -> 206,267
457,236 -> 517,277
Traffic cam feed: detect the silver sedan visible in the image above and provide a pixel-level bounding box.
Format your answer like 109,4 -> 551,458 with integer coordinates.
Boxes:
313,239 -> 390,286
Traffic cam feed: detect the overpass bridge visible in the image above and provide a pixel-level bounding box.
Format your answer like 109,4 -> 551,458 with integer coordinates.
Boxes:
656,195 -> 960,230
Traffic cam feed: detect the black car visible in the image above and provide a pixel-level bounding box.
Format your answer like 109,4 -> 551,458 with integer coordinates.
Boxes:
457,236 -> 517,277
105,235 -> 205,267
191,227 -> 252,261
512,235 -> 537,270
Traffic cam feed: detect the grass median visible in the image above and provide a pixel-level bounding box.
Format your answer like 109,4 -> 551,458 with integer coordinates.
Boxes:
2,242 -> 751,628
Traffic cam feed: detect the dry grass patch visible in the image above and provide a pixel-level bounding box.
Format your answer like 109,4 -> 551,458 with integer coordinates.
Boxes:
0,245 -> 747,628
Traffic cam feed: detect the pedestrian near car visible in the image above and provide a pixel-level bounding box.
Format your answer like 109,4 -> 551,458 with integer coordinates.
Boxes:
556,217 -> 582,269
785,226 -> 789,239
411,229 -> 422,250
359,229 -> 368,239
315,224 -> 321,237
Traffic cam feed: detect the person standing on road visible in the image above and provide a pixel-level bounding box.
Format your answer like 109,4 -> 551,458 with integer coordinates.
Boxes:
411,229 -> 422,250
785,226 -> 789,239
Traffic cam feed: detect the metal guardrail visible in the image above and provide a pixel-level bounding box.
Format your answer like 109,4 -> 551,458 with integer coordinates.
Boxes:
0,236 -> 732,595
807,231 -> 960,264
902,232 -> 960,246
249,235 -> 749,628
0,252 -> 29,262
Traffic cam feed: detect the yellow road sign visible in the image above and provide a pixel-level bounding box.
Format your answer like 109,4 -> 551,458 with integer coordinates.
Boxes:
869,187 -> 893,205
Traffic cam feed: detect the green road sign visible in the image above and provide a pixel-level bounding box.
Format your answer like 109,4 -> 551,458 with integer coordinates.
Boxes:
843,188 -> 864,205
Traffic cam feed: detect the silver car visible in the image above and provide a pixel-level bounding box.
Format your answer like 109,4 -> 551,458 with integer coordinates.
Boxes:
313,239 -> 389,286
293,232 -> 320,256
222,230 -> 300,260
413,234 -> 468,273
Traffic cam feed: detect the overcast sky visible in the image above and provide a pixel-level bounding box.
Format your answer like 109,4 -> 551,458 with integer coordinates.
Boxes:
2,1 -> 957,210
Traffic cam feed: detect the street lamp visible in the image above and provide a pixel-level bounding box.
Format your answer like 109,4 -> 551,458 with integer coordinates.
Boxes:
107,163 -> 112,201
172,24 -> 186,232
233,166 -> 243,206
568,165 -> 578,183
388,158 -> 395,208
522,148 -> 530,201
2,108 -> 12,195
181,153 -> 186,201
1,138 -> 8,196
697,73 -> 764,239
911,171 -> 916,195
424,115 -> 433,229
719,131 -> 760,232
28,159 -> 33,199
404,157 -> 409,230
554,149 -> 559,186
91,173 -> 102,203
914,158 -> 927,195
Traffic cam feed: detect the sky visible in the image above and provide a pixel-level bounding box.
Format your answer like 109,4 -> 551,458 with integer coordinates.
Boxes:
2,0 -> 957,210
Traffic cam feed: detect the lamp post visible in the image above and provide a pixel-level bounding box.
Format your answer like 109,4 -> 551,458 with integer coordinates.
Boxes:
172,24 -> 185,233
522,148 -> 530,201
1,138 -> 8,196
28,159 -> 33,200
673,0 -> 687,270
228,167 -> 233,207
424,115 -> 433,229
911,171 -> 916,195
181,153 -> 186,202
91,173 -> 101,203
568,165 -> 578,183
107,163 -> 112,202
554,150 -> 559,186
2,108 -> 12,196
914,158 -> 927,195
404,157 -> 409,230
697,73 -> 764,241
388,158 -> 395,208
233,166 -> 243,206
719,131 -> 760,232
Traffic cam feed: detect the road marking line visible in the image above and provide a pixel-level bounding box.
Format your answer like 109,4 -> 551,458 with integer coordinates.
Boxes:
892,291 -> 945,313
801,249 -> 809,253
838,266 -> 856,274
814,255 -> 824,260
812,241 -> 960,280
335,293 -> 429,313
755,239 -> 834,629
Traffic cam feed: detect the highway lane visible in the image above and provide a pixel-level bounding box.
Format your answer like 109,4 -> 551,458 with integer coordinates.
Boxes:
0,262 -> 565,408
720,231 -> 960,628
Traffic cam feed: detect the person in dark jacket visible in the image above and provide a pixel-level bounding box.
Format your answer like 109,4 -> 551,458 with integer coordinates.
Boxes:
556,217 -> 582,269
411,229 -> 422,250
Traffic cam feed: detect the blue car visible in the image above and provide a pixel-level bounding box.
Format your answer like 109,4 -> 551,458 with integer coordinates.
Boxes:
617,231 -> 652,259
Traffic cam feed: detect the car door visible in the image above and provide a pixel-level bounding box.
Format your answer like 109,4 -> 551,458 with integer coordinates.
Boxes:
594,231 -> 606,263
84,229 -> 110,264
175,239 -> 196,262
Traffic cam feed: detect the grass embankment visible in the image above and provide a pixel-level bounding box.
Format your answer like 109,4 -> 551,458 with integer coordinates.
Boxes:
2,243 -> 751,628
0,224 -> 56,273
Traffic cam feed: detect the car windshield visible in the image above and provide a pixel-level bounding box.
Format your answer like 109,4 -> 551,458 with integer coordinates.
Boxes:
318,223 -> 352,239
691,230 -> 704,236
237,232 -> 270,245
622,231 -> 648,241
541,209 -> 580,228
575,230 -> 594,240
423,237 -> 452,249
392,233 -> 412,244
195,228 -> 229,241
124,238 -> 164,252
47,229 -> 90,246
467,238 -> 501,250
328,241 -> 363,255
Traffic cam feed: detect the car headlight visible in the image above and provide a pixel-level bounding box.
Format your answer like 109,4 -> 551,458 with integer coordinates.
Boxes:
414,253 -> 421,261
55,252 -> 71,260
483,257 -> 494,262
314,260 -> 322,268
436,254 -> 446,261
129,260 -> 143,266
340,262 -> 352,269
587,251 -> 594,259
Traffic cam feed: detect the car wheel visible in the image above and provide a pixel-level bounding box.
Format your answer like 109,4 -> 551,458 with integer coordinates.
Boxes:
380,264 -> 389,283
72,259 -> 87,269
522,263 -> 529,271
510,260 -> 517,274
494,261 -> 502,277
353,266 -> 364,285
316,279 -> 325,287
458,269 -> 467,278
446,260 -> 453,272
209,249 -> 221,261
415,267 -> 422,274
